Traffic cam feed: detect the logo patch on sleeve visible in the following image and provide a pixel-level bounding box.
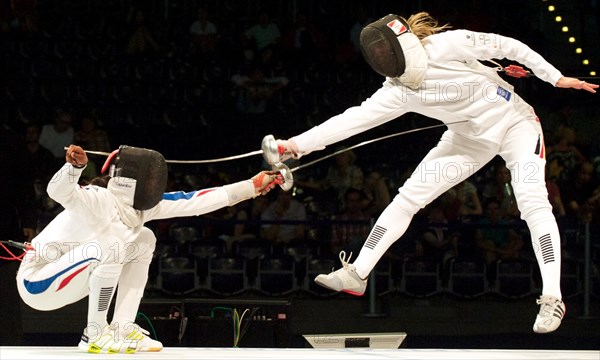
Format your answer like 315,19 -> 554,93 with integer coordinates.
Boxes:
497,86 -> 511,102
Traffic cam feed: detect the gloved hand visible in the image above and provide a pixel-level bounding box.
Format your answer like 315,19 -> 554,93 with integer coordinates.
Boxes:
252,171 -> 284,196
65,144 -> 88,168
276,138 -> 299,162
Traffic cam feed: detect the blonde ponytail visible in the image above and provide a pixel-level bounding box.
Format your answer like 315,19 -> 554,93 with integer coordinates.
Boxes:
404,12 -> 451,40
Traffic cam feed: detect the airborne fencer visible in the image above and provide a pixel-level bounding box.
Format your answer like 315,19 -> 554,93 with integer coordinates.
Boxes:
16,144 -> 281,353
272,12 -> 598,333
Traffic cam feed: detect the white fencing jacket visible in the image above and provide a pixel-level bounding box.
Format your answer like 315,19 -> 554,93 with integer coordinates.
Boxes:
30,163 -> 256,263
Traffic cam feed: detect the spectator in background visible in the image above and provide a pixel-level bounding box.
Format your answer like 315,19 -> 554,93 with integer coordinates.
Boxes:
39,110 -> 74,166
74,114 -> 111,153
482,162 -> 519,219
10,0 -> 38,33
25,123 -> 54,180
246,196 -> 271,238
281,12 -> 325,69
242,10 -> 280,61
474,199 -> 524,267
296,147 -> 364,211
24,123 -> 54,207
331,188 -> 372,257
126,9 -> 159,56
189,7 -> 218,60
546,125 -> 587,182
231,64 -> 288,115
545,162 -> 566,219
416,203 -> 459,263
74,113 -> 111,180
260,190 -> 306,250
440,179 -> 483,221
588,188 -> 600,226
202,200 -> 260,253
361,169 -> 391,217
559,161 -> 598,223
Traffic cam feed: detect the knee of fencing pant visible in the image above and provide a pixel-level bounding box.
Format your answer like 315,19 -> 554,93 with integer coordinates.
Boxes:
520,206 -> 556,229
138,227 -> 157,249
393,191 -> 423,216
92,262 -> 124,279
93,235 -> 132,264
133,227 -> 157,263
514,188 -> 553,223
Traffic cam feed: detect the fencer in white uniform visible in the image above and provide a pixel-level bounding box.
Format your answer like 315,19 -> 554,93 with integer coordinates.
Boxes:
273,13 -> 597,334
16,144 -> 280,353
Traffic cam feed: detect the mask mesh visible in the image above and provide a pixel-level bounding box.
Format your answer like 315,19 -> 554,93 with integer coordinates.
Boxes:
359,15 -> 407,78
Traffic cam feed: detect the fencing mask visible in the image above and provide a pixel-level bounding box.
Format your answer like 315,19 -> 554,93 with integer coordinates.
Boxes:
359,14 -> 428,89
102,145 -> 168,210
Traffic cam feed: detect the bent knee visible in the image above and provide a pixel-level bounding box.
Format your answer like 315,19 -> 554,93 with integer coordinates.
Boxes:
393,192 -> 423,215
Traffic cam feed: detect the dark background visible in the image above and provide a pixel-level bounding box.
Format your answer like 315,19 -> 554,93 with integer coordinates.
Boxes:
2,0 -> 599,350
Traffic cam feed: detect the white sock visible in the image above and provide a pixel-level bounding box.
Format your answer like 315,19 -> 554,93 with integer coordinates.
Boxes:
529,219 -> 562,300
87,263 -> 122,336
352,200 -> 414,279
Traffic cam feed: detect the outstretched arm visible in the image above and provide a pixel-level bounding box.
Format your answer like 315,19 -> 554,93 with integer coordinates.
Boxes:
555,77 -> 598,94
439,30 -> 563,85
275,86 -> 408,160
439,30 -> 599,93
147,171 -> 282,220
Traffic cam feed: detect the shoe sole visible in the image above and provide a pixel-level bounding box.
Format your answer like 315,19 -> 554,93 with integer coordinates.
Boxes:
78,344 -> 136,354
78,342 -> 163,353
141,347 -> 163,352
341,289 -> 365,296
314,277 -> 365,296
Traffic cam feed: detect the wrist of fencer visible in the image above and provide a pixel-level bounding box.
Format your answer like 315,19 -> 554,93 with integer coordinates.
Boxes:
223,180 -> 256,205
287,138 -> 300,158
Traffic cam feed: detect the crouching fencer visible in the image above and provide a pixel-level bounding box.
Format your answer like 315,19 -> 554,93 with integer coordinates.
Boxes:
16,145 -> 281,353
271,13 -> 598,333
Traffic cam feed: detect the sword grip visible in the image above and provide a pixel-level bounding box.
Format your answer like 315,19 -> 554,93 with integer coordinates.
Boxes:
272,162 -> 294,191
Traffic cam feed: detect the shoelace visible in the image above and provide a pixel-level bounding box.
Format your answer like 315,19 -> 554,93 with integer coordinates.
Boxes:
536,296 -> 558,317
337,250 -> 353,270
124,324 -> 151,340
